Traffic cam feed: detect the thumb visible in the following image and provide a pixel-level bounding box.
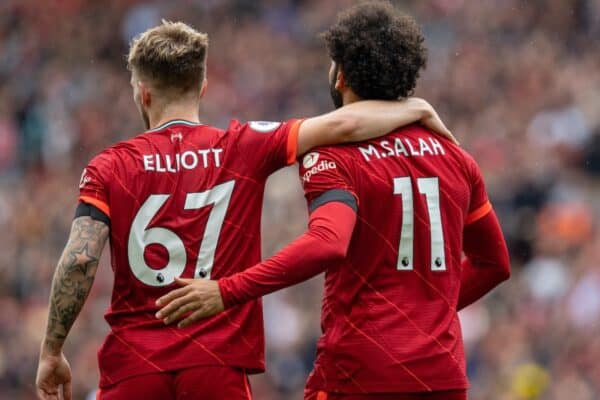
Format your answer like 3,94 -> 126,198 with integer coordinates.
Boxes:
174,277 -> 193,286
63,380 -> 73,400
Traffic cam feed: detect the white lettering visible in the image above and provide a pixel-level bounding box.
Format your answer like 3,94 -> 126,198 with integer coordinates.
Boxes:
302,160 -> 337,182
141,148 -> 224,173
155,154 -> 166,172
429,138 -> 445,155
419,138 -> 434,156
213,148 -> 223,167
143,155 -> 154,171
181,151 -> 198,170
359,145 -> 381,162
357,137 -> 446,163
394,138 -> 409,157
380,140 -> 395,156
198,149 -> 210,168
405,139 -> 420,156
165,155 -> 177,173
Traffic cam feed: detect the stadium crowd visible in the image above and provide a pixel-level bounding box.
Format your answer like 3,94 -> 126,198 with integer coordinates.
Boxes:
1,0 -> 599,399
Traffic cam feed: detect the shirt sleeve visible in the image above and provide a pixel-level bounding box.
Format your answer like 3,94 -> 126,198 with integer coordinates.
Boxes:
230,119 -> 303,178
299,148 -> 358,212
465,155 -> 492,225
458,209 -> 511,310
218,201 -> 357,308
78,150 -> 112,218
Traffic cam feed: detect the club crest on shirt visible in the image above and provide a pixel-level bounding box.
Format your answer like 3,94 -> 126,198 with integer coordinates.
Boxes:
170,132 -> 183,142
248,121 -> 281,133
303,152 -> 320,168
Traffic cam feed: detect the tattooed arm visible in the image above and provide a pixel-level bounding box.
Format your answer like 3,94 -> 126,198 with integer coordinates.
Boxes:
36,216 -> 109,400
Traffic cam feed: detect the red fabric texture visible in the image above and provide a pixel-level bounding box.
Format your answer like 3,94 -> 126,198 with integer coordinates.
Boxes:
98,366 -> 251,400
458,210 -> 511,310
79,119 -> 298,388
304,389 -> 467,400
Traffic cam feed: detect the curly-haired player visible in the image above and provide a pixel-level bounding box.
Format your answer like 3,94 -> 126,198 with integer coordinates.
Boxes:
323,1 -> 427,106
157,3 -> 510,400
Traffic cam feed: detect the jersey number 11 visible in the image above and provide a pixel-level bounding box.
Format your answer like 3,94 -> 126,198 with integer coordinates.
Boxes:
393,176 -> 446,272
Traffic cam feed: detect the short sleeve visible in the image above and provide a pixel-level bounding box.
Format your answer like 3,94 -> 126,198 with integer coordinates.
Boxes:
78,151 -> 112,217
230,119 -> 303,177
298,149 -> 357,213
465,157 -> 492,225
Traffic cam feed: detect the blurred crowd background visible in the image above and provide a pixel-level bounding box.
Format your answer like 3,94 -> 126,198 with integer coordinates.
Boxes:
1,0 -> 599,399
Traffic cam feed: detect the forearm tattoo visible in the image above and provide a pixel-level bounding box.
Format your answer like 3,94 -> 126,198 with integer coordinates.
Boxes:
44,217 -> 109,353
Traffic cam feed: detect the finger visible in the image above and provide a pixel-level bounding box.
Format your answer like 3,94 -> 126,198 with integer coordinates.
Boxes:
37,387 -> 58,400
164,300 -> 203,325
178,308 -> 212,328
437,121 -> 458,145
156,292 -> 197,319
446,130 -> 459,145
63,380 -> 72,400
156,284 -> 193,307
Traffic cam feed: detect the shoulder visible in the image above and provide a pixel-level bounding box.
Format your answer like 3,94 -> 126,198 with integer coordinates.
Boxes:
299,145 -> 350,167
226,119 -> 303,137
227,119 -> 279,132
299,146 -> 352,184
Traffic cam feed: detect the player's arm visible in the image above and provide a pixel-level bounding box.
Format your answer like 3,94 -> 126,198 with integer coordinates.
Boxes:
36,212 -> 109,400
458,208 -> 510,311
156,196 -> 357,328
296,97 -> 456,156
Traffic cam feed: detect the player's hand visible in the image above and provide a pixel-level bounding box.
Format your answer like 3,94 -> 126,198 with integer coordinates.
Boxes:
155,278 -> 225,328
413,98 -> 458,145
36,350 -> 72,400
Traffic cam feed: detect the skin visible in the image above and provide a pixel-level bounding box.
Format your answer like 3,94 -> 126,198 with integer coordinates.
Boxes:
36,217 -> 109,400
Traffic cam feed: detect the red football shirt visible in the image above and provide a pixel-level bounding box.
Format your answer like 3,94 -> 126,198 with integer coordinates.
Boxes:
78,118 -> 301,388
297,124 -> 491,393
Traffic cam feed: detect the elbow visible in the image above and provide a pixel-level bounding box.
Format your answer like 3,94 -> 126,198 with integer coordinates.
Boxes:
500,262 -> 511,282
321,240 -> 349,262
500,247 -> 511,282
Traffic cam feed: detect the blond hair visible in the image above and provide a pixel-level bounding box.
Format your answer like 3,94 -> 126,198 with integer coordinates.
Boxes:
127,20 -> 208,94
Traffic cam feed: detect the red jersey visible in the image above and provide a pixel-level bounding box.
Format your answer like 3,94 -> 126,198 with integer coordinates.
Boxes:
297,124 -> 491,393
78,118 -> 300,388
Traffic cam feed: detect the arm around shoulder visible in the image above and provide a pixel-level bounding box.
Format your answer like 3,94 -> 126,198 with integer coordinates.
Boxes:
296,98 -> 456,156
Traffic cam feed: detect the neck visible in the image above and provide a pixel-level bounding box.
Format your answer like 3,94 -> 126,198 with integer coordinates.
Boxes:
149,102 -> 201,130
342,90 -> 362,106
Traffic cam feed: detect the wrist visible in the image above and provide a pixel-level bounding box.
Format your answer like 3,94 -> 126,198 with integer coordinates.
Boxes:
40,338 -> 63,358
410,97 -> 433,119
217,278 -> 233,309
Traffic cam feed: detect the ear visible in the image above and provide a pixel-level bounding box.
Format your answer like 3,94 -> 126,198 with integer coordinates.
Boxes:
335,68 -> 346,92
138,81 -> 152,107
199,78 -> 208,99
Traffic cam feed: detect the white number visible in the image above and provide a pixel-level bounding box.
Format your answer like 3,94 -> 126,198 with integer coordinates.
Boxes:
184,180 -> 235,280
393,177 -> 446,271
128,180 -> 235,286
394,177 -> 414,270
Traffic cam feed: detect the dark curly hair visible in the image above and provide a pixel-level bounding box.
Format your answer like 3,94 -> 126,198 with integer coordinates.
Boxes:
322,1 -> 427,100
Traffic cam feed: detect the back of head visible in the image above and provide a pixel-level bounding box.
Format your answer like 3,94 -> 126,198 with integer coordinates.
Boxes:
322,1 -> 427,100
127,20 -> 208,97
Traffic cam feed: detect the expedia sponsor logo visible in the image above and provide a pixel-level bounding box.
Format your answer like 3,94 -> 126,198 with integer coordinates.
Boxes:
302,160 -> 337,182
